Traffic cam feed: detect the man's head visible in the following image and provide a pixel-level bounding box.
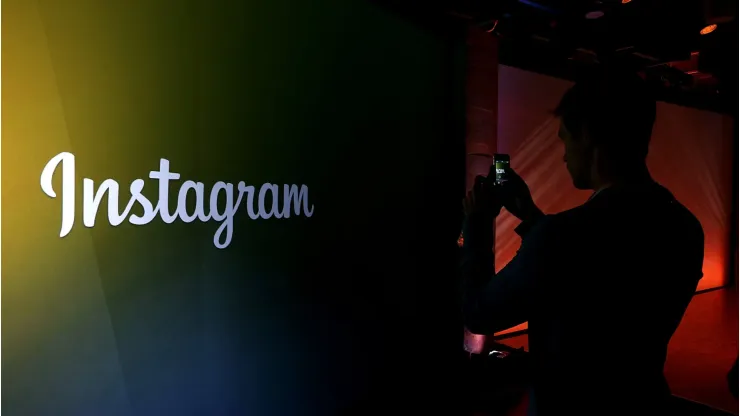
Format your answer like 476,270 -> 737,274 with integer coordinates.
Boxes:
555,69 -> 656,190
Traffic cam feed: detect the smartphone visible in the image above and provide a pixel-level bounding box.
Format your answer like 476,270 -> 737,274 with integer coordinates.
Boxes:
493,154 -> 510,185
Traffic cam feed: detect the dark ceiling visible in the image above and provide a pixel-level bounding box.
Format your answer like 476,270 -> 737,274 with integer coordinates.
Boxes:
382,0 -> 738,114
462,0 -> 738,114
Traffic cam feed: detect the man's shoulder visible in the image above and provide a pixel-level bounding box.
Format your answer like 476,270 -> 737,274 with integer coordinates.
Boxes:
545,184 -> 704,239
645,183 -> 704,238
521,208 -> 584,243
541,204 -> 590,229
668,198 -> 704,241
535,200 -> 617,240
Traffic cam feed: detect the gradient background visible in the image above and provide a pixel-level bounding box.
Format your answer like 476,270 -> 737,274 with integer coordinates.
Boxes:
3,1 -> 466,415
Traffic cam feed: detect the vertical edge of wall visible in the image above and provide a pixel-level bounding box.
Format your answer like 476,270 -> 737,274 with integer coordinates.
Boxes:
464,27 -> 499,186
732,114 -> 738,287
463,26 -> 498,354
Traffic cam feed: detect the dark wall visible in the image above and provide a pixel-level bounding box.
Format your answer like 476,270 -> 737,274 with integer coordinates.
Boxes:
3,1 -> 466,415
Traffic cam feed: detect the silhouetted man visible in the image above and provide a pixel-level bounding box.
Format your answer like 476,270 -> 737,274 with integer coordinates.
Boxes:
461,70 -> 704,415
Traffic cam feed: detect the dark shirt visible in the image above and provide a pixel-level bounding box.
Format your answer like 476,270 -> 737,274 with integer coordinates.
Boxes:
461,182 -> 704,415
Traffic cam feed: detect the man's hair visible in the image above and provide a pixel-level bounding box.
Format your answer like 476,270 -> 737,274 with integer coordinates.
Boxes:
554,68 -> 656,161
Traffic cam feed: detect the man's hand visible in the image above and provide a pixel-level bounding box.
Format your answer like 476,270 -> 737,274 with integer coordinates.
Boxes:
499,168 -> 543,222
463,174 -> 501,218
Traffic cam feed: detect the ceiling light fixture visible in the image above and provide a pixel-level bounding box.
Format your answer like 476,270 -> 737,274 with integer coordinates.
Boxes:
585,11 -> 605,19
700,24 -> 717,35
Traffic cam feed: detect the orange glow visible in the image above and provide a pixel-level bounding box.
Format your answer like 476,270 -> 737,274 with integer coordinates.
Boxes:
621,0 -> 632,3
700,24 -> 717,35
496,322 -> 528,337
